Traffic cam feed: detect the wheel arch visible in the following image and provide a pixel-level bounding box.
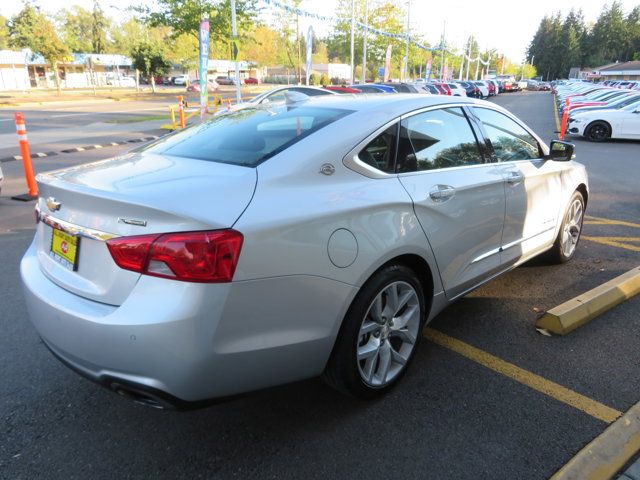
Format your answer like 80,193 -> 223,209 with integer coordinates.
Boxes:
576,183 -> 589,207
377,254 -> 435,318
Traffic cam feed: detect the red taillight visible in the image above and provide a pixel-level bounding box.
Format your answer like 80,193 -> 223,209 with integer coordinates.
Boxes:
106,230 -> 243,283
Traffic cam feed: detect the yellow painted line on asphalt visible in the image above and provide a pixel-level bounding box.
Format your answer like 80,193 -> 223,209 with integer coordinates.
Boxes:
423,327 -> 622,424
582,236 -> 640,253
584,215 -> 640,229
550,400 -> 640,480
553,94 -> 561,131
536,266 -> 640,335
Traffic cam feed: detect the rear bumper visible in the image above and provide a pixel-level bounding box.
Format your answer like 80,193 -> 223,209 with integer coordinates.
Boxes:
21,240 -> 357,404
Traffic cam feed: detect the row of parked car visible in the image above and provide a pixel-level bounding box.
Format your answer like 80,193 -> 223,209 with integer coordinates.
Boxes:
554,80 -> 640,141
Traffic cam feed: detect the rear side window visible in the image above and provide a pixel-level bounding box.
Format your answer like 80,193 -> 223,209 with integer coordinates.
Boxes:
472,107 -> 541,162
289,87 -> 333,97
397,107 -> 483,172
358,124 -> 397,173
146,106 -> 351,167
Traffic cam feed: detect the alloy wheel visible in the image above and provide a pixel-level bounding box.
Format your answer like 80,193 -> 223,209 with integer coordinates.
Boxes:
356,281 -> 421,387
561,198 -> 583,258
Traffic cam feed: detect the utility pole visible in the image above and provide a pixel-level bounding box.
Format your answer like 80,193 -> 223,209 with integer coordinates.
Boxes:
459,36 -> 468,81
361,0 -> 369,84
440,21 -> 445,80
350,0 -> 355,84
465,36 -> 472,80
404,0 -> 410,82
474,46 -> 481,81
296,9 -> 301,84
230,0 -> 241,103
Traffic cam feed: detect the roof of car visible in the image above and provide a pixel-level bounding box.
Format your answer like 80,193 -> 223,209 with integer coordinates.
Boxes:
291,92 -> 483,117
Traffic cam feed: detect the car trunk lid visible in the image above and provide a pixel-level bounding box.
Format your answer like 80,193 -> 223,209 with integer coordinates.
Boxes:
34,152 -> 257,305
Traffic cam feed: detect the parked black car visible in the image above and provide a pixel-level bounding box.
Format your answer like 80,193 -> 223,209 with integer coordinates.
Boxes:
380,82 -> 422,93
454,81 -> 481,98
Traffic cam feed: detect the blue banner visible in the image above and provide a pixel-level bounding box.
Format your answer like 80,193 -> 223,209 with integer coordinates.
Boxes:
199,18 -> 210,121
305,26 -> 313,85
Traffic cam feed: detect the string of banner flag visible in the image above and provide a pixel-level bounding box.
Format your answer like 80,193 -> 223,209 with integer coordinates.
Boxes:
464,54 -> 491,66
262,0 -> 449,53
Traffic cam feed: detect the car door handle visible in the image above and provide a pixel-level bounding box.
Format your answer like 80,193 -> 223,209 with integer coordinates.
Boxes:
429,185 -> 456,202
506,171 -> 524,185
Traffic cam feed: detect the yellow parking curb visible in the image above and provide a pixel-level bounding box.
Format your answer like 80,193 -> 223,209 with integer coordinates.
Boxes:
536,266 -> 640,335
550,400 -> 640,480
553,94 -> 561,131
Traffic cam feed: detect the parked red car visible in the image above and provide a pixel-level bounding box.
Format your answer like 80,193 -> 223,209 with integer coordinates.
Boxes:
186,79 -> 219,93
323,86 -> 362,94
244,77 -> 259,84
432,82 -> 452,95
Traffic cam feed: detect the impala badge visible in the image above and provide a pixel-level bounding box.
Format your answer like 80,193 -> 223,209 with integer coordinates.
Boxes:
118,218 -> 147,227
46,197 -> 61,212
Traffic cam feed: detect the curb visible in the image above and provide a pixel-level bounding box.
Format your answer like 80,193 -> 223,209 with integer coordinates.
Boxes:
550,400 -> 640,480
536,266 -> 640,335
0,135 -> 163,163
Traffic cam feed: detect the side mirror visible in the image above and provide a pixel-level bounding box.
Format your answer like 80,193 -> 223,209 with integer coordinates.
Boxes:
547,140 -> 575,161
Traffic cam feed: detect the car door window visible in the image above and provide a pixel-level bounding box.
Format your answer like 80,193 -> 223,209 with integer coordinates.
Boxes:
357,124 -> 397,173
262,91 -> 287,104
397,108 -> 483,172
473,107 -> 542,162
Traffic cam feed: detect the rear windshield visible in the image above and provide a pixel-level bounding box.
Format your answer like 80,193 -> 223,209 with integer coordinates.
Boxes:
144,105 -> 351,167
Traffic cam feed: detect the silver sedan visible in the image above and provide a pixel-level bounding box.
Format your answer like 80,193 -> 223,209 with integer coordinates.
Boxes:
21,94 -> 588,408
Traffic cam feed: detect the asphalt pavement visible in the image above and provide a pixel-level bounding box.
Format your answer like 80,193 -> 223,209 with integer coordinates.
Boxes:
0,91 -> 638,480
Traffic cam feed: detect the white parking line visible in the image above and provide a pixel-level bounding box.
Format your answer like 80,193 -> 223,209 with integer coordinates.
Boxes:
49,107 -> 167,118
50,113 -> 94,118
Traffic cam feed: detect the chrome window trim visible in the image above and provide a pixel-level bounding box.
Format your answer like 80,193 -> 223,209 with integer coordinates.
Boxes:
396,103 -> 489,177
38,210 -> 119,242
342,118 -> 400,179
343,101 -> 548,179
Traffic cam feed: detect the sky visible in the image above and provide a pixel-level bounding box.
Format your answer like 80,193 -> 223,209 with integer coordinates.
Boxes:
1,0 -> 639,62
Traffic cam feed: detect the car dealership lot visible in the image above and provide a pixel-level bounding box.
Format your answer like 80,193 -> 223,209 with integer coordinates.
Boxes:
1,91 -> 638,479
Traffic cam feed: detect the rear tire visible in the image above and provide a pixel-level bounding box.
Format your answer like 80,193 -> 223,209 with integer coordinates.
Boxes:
323,264 -> 425,399
545,191 -> 585,264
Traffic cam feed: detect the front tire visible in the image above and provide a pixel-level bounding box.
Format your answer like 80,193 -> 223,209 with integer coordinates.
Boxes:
323,265 -> 425,398
545,191 -> 585,264
585,121 -> 611,142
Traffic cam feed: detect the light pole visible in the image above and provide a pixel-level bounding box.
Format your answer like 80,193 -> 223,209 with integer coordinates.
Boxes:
440,21 -> 445,80
230,0 -> 241,103
404,1 -> 410,82
361,0 -> 369,84
350,0 -> 355,84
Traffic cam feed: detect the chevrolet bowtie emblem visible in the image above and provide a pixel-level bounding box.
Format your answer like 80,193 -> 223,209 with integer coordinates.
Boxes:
46,197 -> 61,212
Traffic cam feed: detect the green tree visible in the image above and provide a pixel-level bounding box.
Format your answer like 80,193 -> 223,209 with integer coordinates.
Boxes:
584,1 -> 629,66
58,7 -> 91,52
130,40 -> 171,92
527,13 -> 563,80
58,3 -> 110,53
327,0 -> 405,79
626,6 -> 640,61
0,15 -> 9,49
109,18 -> 146,54
136,0 -> 257,62
91,1 -> 109,53
9,3 -> 71,94
559,9 -> 585,76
